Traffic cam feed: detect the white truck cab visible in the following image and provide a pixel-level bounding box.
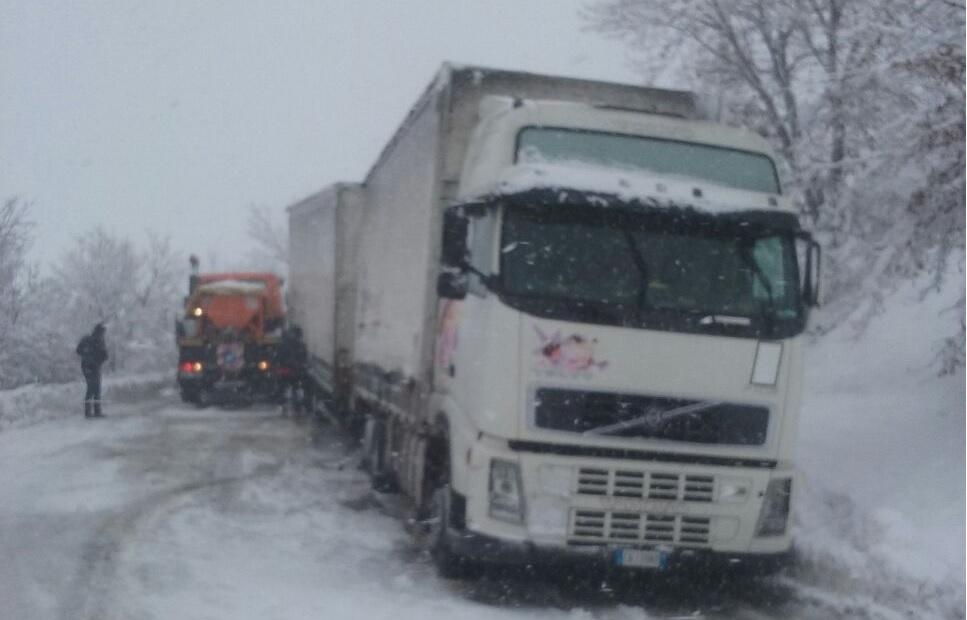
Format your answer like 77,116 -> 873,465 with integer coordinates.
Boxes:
433,96 -> 818,573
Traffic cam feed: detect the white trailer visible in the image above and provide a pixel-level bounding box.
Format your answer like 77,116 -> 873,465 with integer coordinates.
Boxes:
288,183 -> 364,408
287,64 -> 820,578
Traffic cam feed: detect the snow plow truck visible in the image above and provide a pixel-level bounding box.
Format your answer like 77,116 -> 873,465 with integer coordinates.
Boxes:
176,257 -> 286,404
287,64 -> 821,578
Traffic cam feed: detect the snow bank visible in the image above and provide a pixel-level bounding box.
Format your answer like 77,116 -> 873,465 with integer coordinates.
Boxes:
0,372 -> 173,431
794,278 -> 965,617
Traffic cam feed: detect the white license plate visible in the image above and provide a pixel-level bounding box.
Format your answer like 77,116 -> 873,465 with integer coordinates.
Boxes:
615,548 -> 666,569
214,380 -> 244,390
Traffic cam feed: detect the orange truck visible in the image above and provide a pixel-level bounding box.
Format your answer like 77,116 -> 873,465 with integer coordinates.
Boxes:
176,258 -> 286,404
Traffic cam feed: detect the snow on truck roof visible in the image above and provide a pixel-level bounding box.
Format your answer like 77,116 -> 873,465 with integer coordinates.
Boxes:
195,280 -> 268,295
476,162 -> 795,216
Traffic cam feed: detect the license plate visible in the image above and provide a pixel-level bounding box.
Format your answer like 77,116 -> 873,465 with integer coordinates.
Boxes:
214,380 -> 244,390
614,548 -> 667,569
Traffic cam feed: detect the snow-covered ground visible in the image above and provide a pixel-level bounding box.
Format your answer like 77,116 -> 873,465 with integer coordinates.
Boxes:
0,372 -> 171,431
0,396 -> 817,620
793,282 -> 965,619
0,289 -> 962,619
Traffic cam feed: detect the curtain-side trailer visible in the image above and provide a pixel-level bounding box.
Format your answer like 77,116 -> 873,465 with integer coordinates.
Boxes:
287,64 -> 821,578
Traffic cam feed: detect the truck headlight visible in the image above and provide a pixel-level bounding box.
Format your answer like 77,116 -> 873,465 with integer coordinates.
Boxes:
755,478 -> 791,536
489,459 -> 525,524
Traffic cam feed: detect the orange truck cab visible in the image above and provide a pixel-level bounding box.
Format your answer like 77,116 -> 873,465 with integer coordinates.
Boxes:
176,270 -> 285,404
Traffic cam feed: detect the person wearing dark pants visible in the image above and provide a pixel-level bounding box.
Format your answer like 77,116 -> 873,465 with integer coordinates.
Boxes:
76,323 -> 108,418
276,325 -> 310,413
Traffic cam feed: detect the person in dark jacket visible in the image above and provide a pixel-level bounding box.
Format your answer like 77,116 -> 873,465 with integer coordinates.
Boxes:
276,325 -> 310,412
76,323 -> 108,418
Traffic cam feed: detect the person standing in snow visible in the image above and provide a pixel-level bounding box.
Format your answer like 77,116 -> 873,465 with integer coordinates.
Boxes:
276,325 -> 310,413
76,323 -> 108,418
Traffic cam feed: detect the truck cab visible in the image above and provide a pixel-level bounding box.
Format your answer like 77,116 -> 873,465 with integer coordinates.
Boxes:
430,97 -> 820,572
176,271 -> 286,404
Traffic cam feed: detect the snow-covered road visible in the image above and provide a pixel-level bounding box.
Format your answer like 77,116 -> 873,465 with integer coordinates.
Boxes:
0,387 -> 957,620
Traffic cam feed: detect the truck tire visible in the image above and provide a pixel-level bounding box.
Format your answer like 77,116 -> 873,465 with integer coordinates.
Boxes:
362,418 -> 395,492
194,388 -> 211,408
429,485 -> 476,579
180,387 -> 200,405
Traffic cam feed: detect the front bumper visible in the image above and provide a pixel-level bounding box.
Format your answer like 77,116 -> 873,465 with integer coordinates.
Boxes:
177,368 -> 277,394
448,516 -> 792,573
451,436 -> 794,570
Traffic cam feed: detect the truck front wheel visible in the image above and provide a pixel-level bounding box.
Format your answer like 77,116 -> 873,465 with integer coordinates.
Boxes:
429,485 -> 478,579
180,386 -> 200,405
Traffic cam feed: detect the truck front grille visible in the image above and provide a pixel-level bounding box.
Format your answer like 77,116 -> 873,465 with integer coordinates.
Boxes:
569,509 -> 711,547
534,388 -> 768,446
576,467 -> 715,502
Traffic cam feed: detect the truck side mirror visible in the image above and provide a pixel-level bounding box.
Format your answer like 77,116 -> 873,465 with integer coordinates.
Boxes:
797,234 -> 822,307
806,240 -> 821,307
437,271 -> 468,300
441,209 -> 469,268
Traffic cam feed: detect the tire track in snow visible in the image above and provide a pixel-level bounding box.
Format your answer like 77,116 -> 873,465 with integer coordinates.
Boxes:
59,399 -> 288,620
62,470 -> 284,620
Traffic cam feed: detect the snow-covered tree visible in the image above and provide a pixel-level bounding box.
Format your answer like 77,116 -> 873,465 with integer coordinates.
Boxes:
51,227 -> 182,375
584,0 -> 964,369
0,198 -> 32,347
12,275 -> 79,385
127,232 -> 184,373
245,204 -> 289,275
53,227 -> 141,372
0,225 -> 187,388
0,197 -> 41,388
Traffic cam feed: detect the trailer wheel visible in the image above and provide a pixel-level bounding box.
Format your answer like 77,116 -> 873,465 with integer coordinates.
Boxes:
180,387 -> 200,405
429,484 -> 479,579
362,417 -> 395,492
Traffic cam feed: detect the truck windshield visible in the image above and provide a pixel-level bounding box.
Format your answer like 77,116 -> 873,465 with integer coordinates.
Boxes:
498,205 -> 804,338
517,127 -> 781,195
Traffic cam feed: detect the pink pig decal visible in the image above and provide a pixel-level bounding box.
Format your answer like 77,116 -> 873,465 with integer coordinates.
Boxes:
534,327 -> 608,372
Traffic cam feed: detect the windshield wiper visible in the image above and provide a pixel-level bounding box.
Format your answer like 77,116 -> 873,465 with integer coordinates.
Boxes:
583,400 -> 723,436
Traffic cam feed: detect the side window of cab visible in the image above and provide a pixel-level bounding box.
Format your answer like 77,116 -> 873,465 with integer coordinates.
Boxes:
467,210 -> 497,297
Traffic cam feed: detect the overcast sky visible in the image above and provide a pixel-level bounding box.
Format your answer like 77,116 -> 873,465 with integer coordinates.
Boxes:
0,1 -> 639,269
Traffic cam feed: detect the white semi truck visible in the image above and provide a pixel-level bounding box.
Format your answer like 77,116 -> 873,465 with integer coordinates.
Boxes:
287,65 -> 820,577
